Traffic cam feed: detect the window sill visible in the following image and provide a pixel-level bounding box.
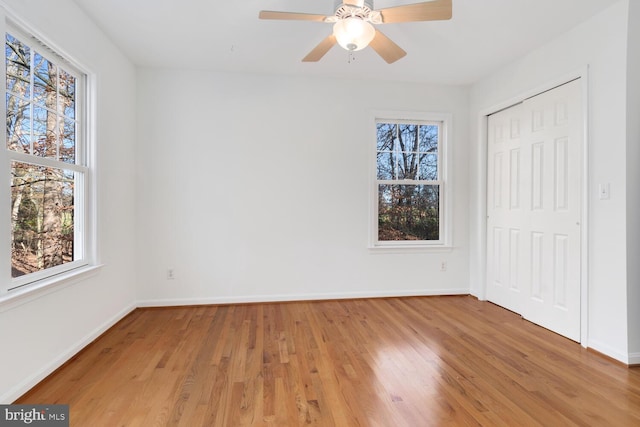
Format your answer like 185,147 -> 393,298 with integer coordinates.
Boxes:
0,264 -> 104,313
368,245 -> 454,254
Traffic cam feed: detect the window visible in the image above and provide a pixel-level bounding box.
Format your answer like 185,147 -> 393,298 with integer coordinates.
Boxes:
4,23 -> 91,291
371,113 -> 450,248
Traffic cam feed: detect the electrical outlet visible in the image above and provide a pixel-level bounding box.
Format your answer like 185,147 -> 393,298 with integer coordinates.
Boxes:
440,261 -> 447,272
167,268 -> 175,280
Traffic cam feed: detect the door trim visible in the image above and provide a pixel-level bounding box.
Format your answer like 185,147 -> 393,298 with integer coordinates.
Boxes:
476,67 -> 590,346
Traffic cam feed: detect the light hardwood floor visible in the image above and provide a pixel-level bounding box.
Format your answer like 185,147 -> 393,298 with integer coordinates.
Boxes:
16,296 -> 640,426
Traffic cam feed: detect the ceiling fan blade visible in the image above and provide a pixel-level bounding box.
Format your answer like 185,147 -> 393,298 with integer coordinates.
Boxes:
259,11 -> 327,22
302,34 -> 337,62
369,30 -> 407,64
378,0 -> 452,24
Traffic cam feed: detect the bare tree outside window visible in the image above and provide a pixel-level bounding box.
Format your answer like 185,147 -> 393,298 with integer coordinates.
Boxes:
6,33 -> 79,279
376,122 -> 441,242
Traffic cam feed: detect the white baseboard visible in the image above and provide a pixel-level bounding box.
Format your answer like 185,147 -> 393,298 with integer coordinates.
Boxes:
137,288 -> 470,307
588,338 -> 629,365
1,303 -> 136,404
628,352 -> 640,365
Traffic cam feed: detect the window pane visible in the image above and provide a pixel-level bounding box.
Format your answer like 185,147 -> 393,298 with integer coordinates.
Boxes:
6,33 -> 30,98
59,68 -> 75,119
376,123 -> 396,151
397,151 -> 418,180
377,151 -> 396,180
398,124 -> 418,152
6,93 -> 31,153
378,184 -> 439,241
33,105 -> 58,158
11,161 -> 76,278
419,125 -> 438,152
34,52 -> 57,108
419,152 -> 438,180
60,118 -> 75,163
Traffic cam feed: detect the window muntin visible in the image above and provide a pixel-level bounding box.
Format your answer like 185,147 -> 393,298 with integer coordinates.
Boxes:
5,27 -> 88,289
374,119 -> 444,246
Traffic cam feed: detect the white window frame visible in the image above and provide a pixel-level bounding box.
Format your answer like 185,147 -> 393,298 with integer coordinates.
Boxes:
0,10 -> 97,301
369,111 -> 452,251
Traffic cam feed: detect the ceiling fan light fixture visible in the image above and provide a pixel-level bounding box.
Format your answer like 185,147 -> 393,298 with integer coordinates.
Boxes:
333,17 -> 375,51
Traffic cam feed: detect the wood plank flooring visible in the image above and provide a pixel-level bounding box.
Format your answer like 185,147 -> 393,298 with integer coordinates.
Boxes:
16,296 -> 640,426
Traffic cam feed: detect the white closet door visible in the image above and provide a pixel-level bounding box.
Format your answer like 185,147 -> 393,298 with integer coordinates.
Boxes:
487,103 -> 525,316
487,79 -> 583,341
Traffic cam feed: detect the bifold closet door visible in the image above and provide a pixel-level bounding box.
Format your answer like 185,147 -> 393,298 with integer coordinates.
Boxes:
487,79 -> 583,341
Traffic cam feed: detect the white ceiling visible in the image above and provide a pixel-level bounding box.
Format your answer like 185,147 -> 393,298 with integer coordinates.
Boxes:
71,0 -> 620,85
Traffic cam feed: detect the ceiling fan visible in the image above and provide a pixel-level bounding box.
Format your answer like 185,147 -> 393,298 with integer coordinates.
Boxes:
259,0 -> 452,64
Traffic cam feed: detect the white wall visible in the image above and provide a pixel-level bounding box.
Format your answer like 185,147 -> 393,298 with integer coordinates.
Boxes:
626,0 -> 640,363
0,0 -> 137,402
469,0 -> 631,362
135,70 -> 470,305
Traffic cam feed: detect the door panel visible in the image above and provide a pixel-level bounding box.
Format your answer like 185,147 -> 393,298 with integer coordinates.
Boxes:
486,104 -> 524,315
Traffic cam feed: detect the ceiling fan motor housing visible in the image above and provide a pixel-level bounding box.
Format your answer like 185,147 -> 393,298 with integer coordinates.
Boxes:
334,1 -> 375,20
